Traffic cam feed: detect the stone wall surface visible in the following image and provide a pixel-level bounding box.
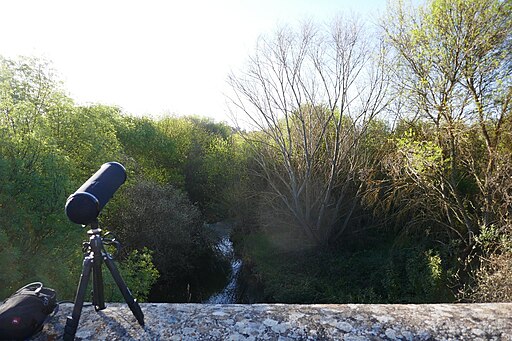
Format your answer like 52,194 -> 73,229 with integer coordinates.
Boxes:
33,303 -> 511,340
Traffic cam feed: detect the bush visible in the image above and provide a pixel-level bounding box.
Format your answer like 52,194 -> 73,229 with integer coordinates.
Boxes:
104,180 -> 223,302
469,252 -> 512,302
103,247 -> 160,302
239,231 -> 454,303
461,225 -> 512,302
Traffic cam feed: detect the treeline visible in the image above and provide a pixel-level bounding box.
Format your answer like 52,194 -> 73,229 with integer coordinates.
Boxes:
0,56 -> 245,301
229,0 -> 512,303
1,0 -> 510,305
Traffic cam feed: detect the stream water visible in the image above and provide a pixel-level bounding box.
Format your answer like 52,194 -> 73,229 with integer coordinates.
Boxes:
203,223 -> 242,304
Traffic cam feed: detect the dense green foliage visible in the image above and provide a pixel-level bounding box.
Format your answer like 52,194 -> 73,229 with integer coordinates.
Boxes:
1,0 -> 510,305
104,180 -> 230,302
237,232 -> 451,303
0,56 -> 242,301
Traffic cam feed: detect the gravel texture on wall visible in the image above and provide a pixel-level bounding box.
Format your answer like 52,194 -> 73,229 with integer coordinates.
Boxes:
33,303 -> 511,340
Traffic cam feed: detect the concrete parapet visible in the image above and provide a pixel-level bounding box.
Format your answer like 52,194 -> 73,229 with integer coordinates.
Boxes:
34,303 -> 511,340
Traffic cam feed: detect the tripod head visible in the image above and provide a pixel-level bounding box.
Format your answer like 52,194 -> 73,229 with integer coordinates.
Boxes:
81,224 -> 121,259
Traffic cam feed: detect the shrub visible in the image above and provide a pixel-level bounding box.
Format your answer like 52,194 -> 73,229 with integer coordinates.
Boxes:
104,180 -> 221,301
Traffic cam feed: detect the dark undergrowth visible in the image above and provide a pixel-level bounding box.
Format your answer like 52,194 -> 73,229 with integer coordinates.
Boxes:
235,228 -> 455,304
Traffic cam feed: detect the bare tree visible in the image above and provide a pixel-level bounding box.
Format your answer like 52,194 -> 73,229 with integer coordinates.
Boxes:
228,18 -> 388,246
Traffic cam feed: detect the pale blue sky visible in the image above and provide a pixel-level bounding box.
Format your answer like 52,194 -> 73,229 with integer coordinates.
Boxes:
1,0 -> 389,123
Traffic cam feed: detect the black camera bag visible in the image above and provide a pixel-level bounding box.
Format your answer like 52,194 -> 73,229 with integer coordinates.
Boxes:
0,282 -> 57,340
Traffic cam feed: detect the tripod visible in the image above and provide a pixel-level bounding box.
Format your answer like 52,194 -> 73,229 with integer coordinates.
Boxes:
63,220 -> 144,340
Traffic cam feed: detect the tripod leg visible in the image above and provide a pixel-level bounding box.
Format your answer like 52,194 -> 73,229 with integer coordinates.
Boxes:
63,256 -> 93,341
104,254 -> 145,327
92,249 -> 106,311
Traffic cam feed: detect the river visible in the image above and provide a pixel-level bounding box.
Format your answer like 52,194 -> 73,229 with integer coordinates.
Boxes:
203,222 -> 242,304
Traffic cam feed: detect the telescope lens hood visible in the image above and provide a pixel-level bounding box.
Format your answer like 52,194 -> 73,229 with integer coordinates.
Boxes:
65,192 -> 100,225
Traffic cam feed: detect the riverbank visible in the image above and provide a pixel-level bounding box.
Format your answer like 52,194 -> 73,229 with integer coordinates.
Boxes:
147,221 -> 234,303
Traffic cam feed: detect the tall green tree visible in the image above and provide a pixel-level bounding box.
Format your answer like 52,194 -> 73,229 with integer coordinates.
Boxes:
382,0 -> 512,247
0,56 -> 83,297
0,57 -> 160,300
157,116 -> 246,221
115,115 -> 182,184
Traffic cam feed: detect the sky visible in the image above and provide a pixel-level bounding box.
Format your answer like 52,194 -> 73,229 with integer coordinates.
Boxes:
0,0 -> 388,124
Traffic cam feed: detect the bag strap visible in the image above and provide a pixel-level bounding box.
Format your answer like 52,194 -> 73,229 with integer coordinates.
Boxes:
14,282 -> 43,295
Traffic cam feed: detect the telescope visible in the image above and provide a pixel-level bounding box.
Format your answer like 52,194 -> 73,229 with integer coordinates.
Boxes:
65,162 -> 126,225
63,162 -> 144,340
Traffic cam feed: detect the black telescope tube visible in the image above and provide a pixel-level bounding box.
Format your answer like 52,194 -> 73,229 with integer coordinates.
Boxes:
65,162 -> 126,225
